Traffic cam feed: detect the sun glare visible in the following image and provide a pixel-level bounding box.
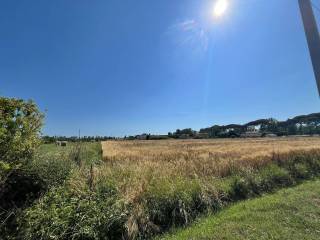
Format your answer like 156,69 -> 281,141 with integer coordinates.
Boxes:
213,0 -> 228,17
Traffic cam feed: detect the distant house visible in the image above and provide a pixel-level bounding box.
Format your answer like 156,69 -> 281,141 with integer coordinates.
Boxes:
225,128 -> 234,133
246,126 -> 259,132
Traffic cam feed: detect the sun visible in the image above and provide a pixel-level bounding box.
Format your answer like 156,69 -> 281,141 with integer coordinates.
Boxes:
213,0 -> 228,17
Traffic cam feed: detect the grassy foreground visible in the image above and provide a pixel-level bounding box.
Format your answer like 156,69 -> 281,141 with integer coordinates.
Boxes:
160,179 -> 320,240
0,142 -> 103,239
7,139 -> 320,239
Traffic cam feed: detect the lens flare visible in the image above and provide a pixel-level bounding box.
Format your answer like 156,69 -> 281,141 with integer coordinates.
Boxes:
213,0 -> 228,17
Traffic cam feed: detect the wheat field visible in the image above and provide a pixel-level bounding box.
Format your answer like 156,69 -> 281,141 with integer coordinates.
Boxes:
102,137 -> 320,162
100,137 -> 320,183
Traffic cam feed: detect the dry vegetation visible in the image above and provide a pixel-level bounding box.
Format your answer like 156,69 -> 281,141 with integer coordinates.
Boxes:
102,137 -> 320,179
20,138 -> 320,239
98,137 -> 320,204
102,138 -> 320,161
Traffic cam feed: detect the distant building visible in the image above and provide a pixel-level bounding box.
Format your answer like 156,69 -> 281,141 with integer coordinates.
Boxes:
225,128 -> 234,133
245,125 -> 260,132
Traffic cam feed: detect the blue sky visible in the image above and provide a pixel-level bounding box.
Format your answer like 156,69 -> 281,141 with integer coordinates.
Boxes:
1,0 -> 320,136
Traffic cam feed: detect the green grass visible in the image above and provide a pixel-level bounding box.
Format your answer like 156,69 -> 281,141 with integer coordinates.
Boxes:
36,142 -> 102,164
159,179 -> 320,240
37,143 -> 75,155
29,142 -> 102,187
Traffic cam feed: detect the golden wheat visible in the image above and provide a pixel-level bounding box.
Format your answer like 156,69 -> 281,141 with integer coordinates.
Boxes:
97,137 -> 320,198
102,137 -> 320,161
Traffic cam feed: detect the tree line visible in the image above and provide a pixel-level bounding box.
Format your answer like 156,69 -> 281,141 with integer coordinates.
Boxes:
42,113 -> 320,141
199,113 -> 320,138
42,135 -> 116,143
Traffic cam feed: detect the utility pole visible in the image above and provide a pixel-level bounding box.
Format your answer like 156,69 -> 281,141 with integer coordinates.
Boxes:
298,0 -> 320,95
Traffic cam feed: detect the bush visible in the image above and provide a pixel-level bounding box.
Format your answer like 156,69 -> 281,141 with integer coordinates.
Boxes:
230,176 -> 254,200
29,154 -> 74,187
144,178 -> 202,229
290,162 -> 310,179
19,187 -> 127,240
129,177 -> 225,239
0,160 -> 13,182
259,164 -> 293,190
277,150 -> 320,178
231,164 -> 301,201
0,168 -> 46,239
0,97 -> 43,164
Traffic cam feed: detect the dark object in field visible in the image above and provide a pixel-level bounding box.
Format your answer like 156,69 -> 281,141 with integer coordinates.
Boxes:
56,141 -> 67,147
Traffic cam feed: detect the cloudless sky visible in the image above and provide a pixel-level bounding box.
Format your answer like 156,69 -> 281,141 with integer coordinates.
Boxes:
1,0 -> 320,136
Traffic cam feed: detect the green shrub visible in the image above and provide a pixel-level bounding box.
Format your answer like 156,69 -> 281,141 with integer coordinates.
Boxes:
19,187 -> 127,240
0,98 -> 45,239
0,168 -> 47,240
28,153 -> 73,187
0,161 -> 13,181
278,150 -> 320,179
290,162 -> 311,179
0,97 -> 43,164
144,178 -> 200,227
231,165 -> 295,200
95,179 -> 118,197
230,176 -> 254,200
259,164 -> 293,190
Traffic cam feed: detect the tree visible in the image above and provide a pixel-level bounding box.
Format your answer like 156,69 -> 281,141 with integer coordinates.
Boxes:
0,97 -> 44,164
288,124 -> 297,135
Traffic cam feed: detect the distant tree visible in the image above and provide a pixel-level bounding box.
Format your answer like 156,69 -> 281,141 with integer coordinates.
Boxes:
42,135 -> 55,144
180,128 -> 195,135
0,97 -> 44,165
288,124 -> 297,135
173,128 -> 195,136
200,125 -> 221,138
265,118 -> 279,133
146,134 -> 150,140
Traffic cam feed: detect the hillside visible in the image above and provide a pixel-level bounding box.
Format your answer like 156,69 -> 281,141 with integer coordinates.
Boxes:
198,112 -> 320,138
